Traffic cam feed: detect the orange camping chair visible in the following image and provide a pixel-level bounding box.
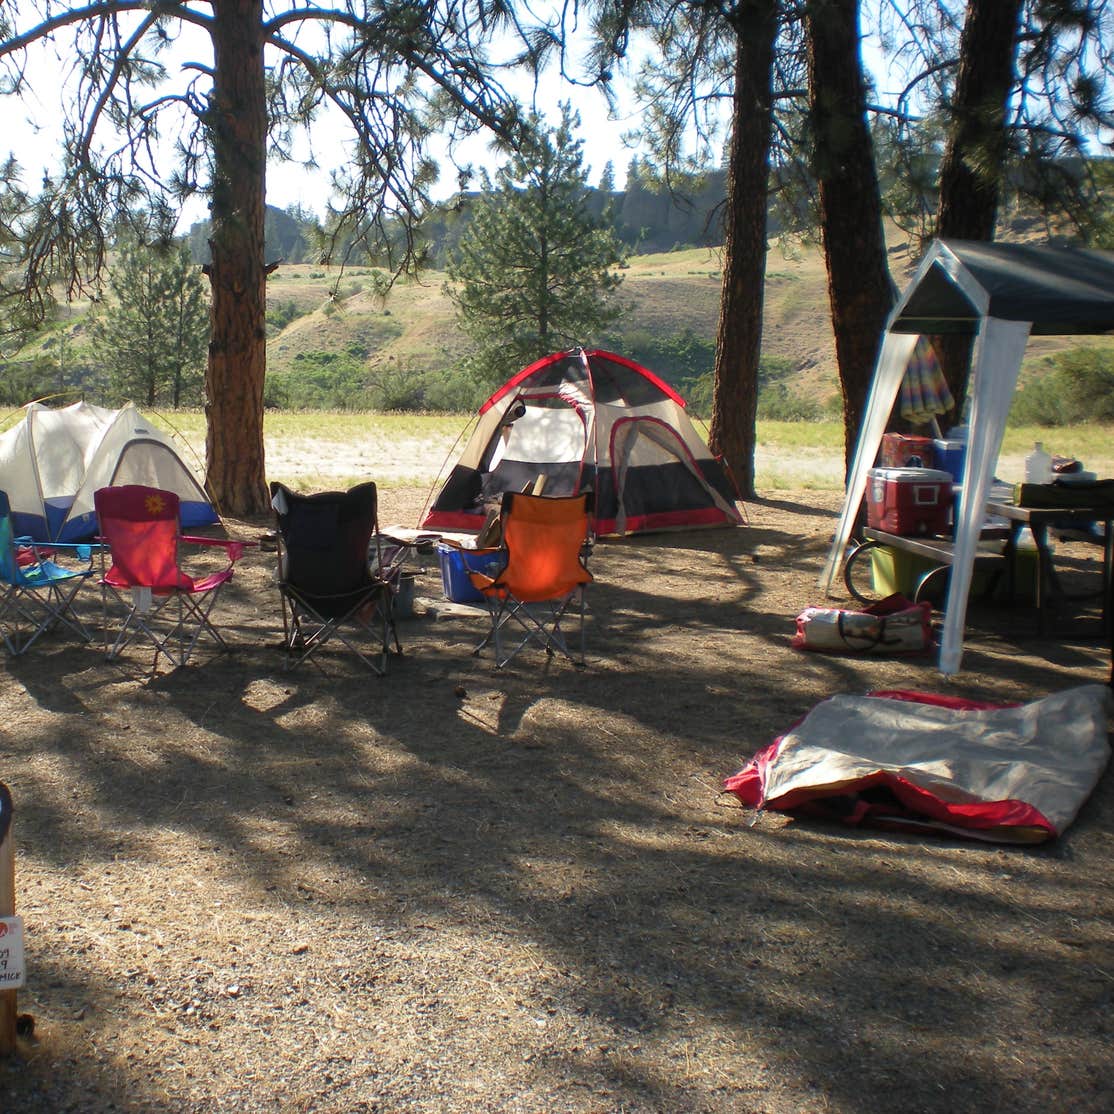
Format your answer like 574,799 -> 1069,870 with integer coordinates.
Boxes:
468,491 -> 593,668
94,485 -> 245,669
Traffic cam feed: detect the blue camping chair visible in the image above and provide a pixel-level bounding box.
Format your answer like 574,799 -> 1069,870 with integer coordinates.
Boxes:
0,489 -> 101,655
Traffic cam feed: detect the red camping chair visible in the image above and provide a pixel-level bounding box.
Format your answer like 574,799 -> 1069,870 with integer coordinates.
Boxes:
94,485 -> 245,669
468,491 -> 593,668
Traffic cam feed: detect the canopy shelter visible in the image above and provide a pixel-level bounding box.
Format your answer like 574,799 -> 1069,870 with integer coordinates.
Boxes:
820,239 -> 1114,675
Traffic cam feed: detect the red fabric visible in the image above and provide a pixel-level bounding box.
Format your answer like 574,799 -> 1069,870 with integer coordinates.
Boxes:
96,487 -> 190,591
479,348 -> 687,415
866,689 -> 1020,711
594,506 -> 736,535
95,485 -> 242,594
426,504 -> 739,536
421,509 -> 486,531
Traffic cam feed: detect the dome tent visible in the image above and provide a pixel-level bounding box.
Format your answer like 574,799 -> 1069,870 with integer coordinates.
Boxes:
423,348 -> 742,537
0,400 -> 217,542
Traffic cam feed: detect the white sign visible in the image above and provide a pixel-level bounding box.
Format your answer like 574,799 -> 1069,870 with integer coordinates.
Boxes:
0,917 -> 25,989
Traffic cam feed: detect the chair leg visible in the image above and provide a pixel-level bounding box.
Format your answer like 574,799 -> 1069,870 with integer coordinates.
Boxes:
101,586 -> 231,670
15,581 -> 94,655
278,589 -> 394,675
473,590 -> 587,669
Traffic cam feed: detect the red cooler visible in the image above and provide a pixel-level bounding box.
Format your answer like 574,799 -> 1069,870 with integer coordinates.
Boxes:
867,467 -> 953,536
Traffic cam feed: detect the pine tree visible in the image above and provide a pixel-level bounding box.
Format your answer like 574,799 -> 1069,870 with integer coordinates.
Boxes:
90,242 -> 209,408
447,106 -> 627,384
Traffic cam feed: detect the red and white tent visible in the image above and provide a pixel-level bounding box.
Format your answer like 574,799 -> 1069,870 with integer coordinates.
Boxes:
422,348 -> 742,537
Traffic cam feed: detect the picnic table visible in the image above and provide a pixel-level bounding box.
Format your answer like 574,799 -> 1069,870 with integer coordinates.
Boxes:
843,491 -> 1114,681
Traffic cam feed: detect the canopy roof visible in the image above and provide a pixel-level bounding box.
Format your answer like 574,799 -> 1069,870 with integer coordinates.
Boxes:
892,239 -> 1114,336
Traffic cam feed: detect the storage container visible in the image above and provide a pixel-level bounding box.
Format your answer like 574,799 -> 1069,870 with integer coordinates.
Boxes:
436,543 -> 506,603
880,433 -> 936,470
867,467 -> 953,536
869,545 -> 939,597
933,437 -> 967,481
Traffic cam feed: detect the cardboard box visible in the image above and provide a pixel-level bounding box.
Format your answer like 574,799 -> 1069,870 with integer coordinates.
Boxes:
880,433 -> 936,469
867,467 -> 953,536
436,543 -> 506,603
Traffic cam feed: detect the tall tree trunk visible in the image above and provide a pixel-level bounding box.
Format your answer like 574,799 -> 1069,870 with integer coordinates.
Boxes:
205,0 -> 269,517
708,1 -> 777,502
806,0 -> 893,478
933,0 -> 1024,419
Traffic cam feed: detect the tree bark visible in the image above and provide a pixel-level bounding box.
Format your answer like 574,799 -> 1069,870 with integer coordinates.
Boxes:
708,1 -> 777,501
205,0 -> 269,517
933,0 -> 1024,419
806,0 -> 893,478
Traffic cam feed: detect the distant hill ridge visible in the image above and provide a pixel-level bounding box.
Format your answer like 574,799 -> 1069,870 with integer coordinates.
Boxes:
186,172 -> 731,266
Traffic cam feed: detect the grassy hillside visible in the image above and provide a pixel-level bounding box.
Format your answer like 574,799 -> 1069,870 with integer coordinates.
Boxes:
261,230 -> 1101,410
260,243 -> 844,404
7,231 -> 1105,414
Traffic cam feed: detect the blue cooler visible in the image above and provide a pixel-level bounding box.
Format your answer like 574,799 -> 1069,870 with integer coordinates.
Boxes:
934,437 -> 967,482
436,543 -> 506,603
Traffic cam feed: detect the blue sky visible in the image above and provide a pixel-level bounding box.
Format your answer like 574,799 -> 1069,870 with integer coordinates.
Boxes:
5,14 -> 653,227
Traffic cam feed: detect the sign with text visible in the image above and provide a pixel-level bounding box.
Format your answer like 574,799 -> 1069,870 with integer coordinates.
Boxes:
0,917 -> 25,989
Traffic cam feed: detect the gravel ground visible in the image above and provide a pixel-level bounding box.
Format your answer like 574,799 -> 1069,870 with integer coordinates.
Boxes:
1,486 -> 1111,1113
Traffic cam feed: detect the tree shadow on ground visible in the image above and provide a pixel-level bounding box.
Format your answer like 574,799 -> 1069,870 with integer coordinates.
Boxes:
2,504 -> 1111,1113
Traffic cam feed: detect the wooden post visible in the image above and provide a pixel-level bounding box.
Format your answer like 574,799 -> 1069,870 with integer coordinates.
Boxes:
0,782 -> 15,1055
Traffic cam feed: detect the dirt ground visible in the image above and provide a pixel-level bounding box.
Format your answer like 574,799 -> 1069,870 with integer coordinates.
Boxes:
2,486 -> 1112,1114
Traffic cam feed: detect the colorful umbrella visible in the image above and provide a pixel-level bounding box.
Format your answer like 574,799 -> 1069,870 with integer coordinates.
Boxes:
899,336 -> 954,426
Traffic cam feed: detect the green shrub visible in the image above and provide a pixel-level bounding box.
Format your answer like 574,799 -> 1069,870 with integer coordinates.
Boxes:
757,381 -> 828,422
265,300 -> 304,332
1009,346 -> 1114,426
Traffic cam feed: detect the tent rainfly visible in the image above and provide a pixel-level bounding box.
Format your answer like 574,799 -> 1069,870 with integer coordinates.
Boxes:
819,239 -> 1114,675
0,400 -> 217,542
423,348 -> 742,537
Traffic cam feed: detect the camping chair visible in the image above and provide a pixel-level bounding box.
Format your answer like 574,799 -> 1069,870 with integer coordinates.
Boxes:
94,485 -> 245,669
270,481 -> 403,674
0,489 -> 101,655
468,491 -> 593,668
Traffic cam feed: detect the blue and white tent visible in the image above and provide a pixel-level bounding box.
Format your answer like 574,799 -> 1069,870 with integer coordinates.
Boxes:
0,401 -> 217,542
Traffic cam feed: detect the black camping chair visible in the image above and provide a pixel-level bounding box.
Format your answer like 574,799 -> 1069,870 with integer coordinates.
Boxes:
270,481 -> 403,673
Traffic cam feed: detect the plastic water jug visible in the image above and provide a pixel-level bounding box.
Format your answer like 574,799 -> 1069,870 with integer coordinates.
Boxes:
1024,442 -> 1052,485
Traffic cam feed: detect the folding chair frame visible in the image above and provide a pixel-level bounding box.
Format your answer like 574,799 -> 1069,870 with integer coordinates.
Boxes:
473,585 -> 590,668
271,481 -> 404,675
469,491 -> 594,670
0,542 -> 100,656
99,565 -> 236,669
94,485 -> 245,672
1,490 -> 101,656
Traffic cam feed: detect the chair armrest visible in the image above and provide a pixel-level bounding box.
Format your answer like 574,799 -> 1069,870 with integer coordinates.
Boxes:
15,537 -> 104,563
179,536 -> 256,562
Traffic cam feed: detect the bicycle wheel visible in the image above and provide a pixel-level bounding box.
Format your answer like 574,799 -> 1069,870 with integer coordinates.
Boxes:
842,539 -> 888,604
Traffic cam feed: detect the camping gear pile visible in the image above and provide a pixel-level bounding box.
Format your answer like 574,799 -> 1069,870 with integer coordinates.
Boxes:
820,238 -> 1114,675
